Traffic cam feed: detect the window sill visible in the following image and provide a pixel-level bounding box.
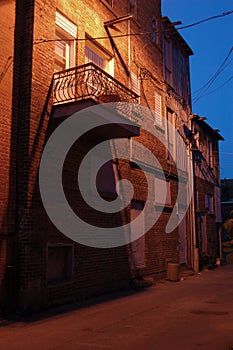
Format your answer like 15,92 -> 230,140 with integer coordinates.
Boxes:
154,124 -> 165,133
154,203 -> 173,211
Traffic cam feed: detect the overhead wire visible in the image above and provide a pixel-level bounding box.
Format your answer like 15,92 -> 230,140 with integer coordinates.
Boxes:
194,75 -> 233,101
192,46 -> 233,104
33,10 -> 233,45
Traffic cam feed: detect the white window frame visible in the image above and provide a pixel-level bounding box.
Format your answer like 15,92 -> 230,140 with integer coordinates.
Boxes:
55,12 -> 77,71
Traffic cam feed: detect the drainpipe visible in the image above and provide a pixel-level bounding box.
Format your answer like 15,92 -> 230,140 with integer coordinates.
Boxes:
189,123 -> 199,272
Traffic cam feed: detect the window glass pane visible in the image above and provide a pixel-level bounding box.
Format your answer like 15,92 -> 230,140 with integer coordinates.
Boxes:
129,0 -> 136,14
55,39 -> 66,58
55,32 -> 71,71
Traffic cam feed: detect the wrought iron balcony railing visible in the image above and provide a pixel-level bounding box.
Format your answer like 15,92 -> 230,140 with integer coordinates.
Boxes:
53,63 -> 139,105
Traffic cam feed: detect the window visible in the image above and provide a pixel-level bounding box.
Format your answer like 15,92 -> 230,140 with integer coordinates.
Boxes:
154,91 -> 163,127
207,138 -> 213,167
154,177 -> 171,206
55,12 -> 77,72
90,155 -> 117,196
47,245 -> 73,285
85,38 -> 114,75
166,109 -> 176,161
194,128 -> 200,148
129,0 -> 136,14
205,194 -> 213,212
164,37 -> 172,85
152,16 -> 157,43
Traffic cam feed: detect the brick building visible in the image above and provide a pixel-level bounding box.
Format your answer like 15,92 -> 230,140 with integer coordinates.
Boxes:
191,116 -> 223,261
0,0 -> 223,313
221,179 -> 233,263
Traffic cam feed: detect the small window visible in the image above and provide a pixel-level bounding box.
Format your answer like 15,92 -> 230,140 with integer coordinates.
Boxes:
154,91 -> 163,127
205,194 -> 213,212
154,178 -> 171,206
152,16 -> 157,43
129,0 -> 136,14
207,138 -> 213,167
194,128 -> 200,148
47,245 -> 73,285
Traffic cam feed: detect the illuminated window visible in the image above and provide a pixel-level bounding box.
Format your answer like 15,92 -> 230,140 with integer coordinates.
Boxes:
55,12 -> 77,72
85,38 -> 114,75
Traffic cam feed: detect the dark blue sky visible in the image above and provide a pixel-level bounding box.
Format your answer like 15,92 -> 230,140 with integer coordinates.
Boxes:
162,0 -> 233,179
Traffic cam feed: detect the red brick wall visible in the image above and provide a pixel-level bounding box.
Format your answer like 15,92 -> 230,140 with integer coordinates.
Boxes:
0,0 -> 17,309
1,0 -> 193,312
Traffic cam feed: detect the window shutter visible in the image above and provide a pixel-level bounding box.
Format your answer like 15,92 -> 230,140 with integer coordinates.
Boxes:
154,91 -> 162,127
130,72 -> 140,96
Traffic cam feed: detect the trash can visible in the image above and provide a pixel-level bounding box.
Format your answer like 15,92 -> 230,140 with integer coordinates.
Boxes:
166,262 -> 180,281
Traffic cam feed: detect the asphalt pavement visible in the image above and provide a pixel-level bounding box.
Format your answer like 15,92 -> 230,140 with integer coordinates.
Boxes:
1,264 -> 233,350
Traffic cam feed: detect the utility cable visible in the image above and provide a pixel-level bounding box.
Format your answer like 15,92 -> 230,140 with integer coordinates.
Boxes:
193,74 -> 233,103
33,10 -> 233,45
193,46 -> 233,103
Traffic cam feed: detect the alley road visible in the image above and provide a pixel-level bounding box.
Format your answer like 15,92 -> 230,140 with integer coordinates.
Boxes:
1,265 -> 233,350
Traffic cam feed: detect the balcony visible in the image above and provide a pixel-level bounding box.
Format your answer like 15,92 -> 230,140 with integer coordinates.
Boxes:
53,62 -> 139,106
51,63 -> 140,138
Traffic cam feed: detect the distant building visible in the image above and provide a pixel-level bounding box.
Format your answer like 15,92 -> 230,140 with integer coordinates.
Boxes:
191,116 -> 224,259
221,179 -> 233,263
